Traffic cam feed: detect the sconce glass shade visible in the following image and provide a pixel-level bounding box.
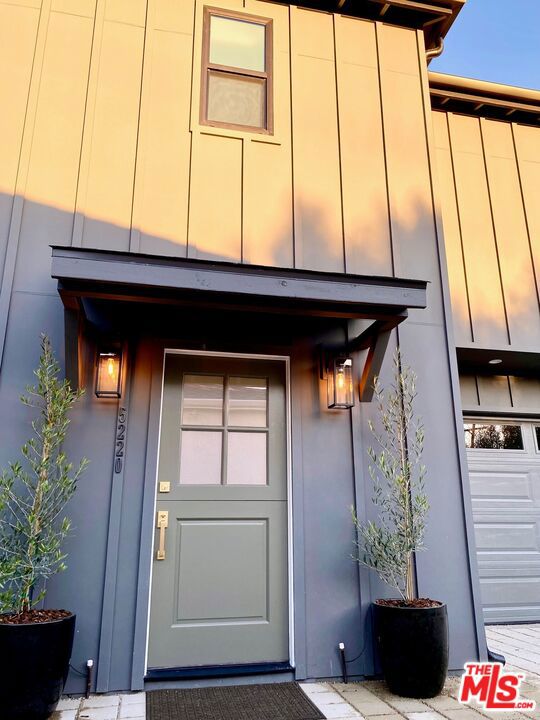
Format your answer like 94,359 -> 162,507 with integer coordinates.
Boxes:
96,350 -> 122,398
327,357 -> 354,409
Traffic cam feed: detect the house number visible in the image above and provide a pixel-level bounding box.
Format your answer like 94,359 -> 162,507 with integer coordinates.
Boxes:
114,407 -> 127,474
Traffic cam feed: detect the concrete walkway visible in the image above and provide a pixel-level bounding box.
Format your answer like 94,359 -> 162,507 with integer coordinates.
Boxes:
54,625 -> 540,720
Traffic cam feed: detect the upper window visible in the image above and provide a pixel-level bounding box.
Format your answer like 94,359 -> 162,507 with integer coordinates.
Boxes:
464,422 -> 524,450
201,7 -> 273,133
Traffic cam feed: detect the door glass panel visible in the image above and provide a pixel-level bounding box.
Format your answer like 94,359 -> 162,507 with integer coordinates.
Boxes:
228,377 -> 267,427
535,426 -> 540,451
226,432 -> 267,485
180,431 -> 222,484
182,375 -> 224,426
207,72 -> 265,128
209,15 -> 266,72
464,423 -> 524,449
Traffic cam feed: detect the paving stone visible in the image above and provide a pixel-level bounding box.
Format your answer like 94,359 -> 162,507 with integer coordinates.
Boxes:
51,711 -> 77,720
301,682 -> 332,694
57,697 -> 81,711
321,702 -> 363,719
81,694 -> 121,708
305,690 -> 341,704
334,684 -> 382,700
78,706 -> 118,720
437,709 -> 489,720
120,693 -> 145,705
119,703 -> 146,718
384,698 -> 430,713
423,695 -> 465,711
406,712 -> 447,720
341,693 -> 395,716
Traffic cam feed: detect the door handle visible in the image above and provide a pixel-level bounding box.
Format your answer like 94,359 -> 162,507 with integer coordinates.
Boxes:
156,510 -> 168,560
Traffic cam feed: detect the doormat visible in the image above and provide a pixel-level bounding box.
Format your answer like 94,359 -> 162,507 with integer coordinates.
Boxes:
146,682 -> 326,720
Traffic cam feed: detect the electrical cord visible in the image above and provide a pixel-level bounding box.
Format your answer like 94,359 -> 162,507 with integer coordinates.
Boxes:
345,642 -> 367,664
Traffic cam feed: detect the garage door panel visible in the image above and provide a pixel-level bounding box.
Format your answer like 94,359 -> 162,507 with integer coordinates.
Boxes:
467,420 -> 540,624
469,469 -> 538,505
480,575 -> 540,624
475,520 -> 540,554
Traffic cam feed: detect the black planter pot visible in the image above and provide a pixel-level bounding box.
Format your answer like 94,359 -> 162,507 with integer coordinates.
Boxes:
0,613 -> 76,720
373,601 -> 448,698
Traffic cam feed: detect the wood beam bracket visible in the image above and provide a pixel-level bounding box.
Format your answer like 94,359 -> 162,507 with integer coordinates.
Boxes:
319,313 -> 407,402
349,314 -> 407,402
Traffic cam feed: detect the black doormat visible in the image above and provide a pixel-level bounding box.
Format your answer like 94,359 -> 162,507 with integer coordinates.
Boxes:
146,681 -> 326,720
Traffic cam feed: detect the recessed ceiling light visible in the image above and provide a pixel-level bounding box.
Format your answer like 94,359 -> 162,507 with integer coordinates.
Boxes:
488,358 -> 502,365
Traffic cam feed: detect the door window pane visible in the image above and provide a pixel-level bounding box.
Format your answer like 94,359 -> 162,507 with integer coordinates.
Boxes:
464,423 -> 524,449
209,15 -> 265,72
207,72 -> 265,129
228,377 -> 267,427
535,426 -> 540,451
179,431 -> 222,484
226,432 -> 267,485
182,375 -> 223,426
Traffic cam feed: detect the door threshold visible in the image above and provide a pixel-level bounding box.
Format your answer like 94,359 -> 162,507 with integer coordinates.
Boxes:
146,662 -> 293,682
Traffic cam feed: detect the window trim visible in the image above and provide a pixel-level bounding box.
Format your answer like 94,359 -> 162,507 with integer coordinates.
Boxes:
200,6 -> 274,135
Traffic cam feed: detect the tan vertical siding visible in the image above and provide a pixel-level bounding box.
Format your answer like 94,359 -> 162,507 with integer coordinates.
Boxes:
0,2 -> 39,285
447,114 -> 509,348
0,2 -> 448,291
188,133 -> 243,261
243,0 -> 293,268
432,111 -> 472,343
77,0 -> 146,251
480,119 -> 540,349
434,110 -> 540,353
13,7 -> 95,293
334,16 -> 391,276
290,7 -> 344,272
377,25 -> 436,299
513,125 -> 540,307
131,0 -> 194,257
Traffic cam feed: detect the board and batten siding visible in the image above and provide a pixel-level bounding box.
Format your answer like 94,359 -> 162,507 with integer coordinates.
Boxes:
460,374 -> 540,416
433,111 -> 540,353
0,0 -> 485,690
0,0 -> 441,315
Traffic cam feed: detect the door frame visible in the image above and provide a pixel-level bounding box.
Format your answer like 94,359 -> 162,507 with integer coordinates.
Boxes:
143,348 -> 294,675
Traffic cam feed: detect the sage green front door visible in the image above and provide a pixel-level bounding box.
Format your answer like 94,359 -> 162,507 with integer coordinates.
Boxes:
148,354 -> 289,670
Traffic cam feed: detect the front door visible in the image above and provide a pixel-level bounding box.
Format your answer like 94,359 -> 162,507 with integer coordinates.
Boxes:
148,353 -> 289,670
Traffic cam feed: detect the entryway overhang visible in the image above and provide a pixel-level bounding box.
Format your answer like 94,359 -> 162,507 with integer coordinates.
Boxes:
51,246 -> 428,399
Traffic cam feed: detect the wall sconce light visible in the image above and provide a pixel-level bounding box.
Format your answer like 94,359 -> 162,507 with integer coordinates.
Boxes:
327,356 -> 355,409
95,348 -> 122,398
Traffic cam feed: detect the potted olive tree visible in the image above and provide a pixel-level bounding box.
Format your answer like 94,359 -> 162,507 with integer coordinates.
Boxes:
352,351 -> 448,698
0,335 -> 87,720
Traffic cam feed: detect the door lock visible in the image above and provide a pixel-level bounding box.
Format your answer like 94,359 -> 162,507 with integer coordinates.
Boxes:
156,510 -> 169,560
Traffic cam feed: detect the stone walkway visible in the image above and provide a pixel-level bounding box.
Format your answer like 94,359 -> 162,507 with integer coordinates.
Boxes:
54,625 -> 540,720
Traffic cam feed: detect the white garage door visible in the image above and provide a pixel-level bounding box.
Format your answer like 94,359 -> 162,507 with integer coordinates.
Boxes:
466,421 -> 540,624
